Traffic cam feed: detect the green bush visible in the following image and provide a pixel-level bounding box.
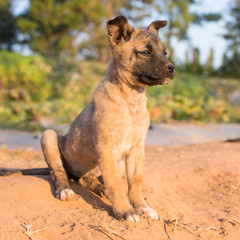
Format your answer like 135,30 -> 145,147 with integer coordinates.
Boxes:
0,51 -> 53,130
0,51 -> 52,102
0,53 -> 238,131
146,72 -> 232,123
0,53 -> 108,130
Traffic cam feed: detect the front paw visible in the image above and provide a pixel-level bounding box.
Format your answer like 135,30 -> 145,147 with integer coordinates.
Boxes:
55,188 -> 75,201
113,206 -> 140,222
123,211 -> 140,222
136,206 -> 159,220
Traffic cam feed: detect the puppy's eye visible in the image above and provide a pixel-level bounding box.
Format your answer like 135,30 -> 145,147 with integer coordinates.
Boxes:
164,51 -> 167,55
140,51 -> 150,56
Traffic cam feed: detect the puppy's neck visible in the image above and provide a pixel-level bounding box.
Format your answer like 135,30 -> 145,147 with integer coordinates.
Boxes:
105,57 -> 146,103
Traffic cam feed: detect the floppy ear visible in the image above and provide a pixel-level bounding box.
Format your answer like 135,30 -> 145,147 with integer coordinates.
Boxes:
147,20 -> 168,36
107,15 -> 134,45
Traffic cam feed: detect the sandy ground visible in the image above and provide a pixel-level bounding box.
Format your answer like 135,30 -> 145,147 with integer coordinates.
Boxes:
0,142 -> 239,240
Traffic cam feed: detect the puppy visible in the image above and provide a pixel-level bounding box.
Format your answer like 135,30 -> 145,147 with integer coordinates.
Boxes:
41,15 -> 175,222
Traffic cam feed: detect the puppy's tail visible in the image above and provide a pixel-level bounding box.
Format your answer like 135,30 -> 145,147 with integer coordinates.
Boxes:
0,167 -> 50,176
0,129 -> 63,177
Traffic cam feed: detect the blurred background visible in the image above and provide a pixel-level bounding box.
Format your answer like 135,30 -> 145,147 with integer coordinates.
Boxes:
0,0 -> 240,131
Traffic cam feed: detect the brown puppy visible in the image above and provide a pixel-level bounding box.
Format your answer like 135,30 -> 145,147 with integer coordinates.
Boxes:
41,16 -> 175,222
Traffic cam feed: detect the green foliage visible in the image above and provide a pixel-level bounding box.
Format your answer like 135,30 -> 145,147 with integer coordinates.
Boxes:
0,54 -> 238,131
205,47 -> 214,76
17,0 -> 106,57
194,13 -> 221,24
0,0 -> 18,50
44,59 -> 107,123
146,72 -> 234,123
220,0 -> 240,77
0,53 -> 108,130
0,0 -> 238,131
220,51 -> 240,78
179,48 -> 204,75
13,0 -> 221,66
0,51 -> 52,101
0,51 -> 52,130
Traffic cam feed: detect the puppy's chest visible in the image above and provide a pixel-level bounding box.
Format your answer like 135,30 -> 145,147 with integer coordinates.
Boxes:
120,106 -> 149,150
118,123 -> 147,160
127,101 -> 149,123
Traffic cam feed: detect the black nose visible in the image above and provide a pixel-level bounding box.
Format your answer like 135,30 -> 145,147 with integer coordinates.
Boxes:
167,64 -> 175,73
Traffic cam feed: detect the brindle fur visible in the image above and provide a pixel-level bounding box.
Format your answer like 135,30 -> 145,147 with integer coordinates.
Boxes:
41,16 -> 175,222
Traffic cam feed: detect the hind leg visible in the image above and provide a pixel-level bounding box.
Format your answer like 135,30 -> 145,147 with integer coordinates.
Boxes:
41,129 -> 74,201
79,176 -> 107,198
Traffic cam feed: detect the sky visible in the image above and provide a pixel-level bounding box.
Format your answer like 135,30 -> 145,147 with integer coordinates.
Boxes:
12,0 -> 231,67
184,0 -> 230,67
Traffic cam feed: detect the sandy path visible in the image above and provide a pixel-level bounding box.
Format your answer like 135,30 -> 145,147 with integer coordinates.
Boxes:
0,142 -> 239,240
1,123 -> 240,149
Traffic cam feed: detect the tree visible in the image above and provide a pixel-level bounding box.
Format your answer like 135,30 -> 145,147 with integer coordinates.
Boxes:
104,0 -> 155,21
15,0 -> 221,63
192,48 -> 201,74
220,0 -> 240,77
0,0 -> 18,51
158,0 -> 196,59
161,1 -> 221,60
17,0 -> 106,57
205,47 -> 214,75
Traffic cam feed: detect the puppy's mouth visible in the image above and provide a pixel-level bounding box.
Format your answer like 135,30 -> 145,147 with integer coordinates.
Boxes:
140,72 -> 175,86
161,71 -> 176,85
161,78 -> 172,85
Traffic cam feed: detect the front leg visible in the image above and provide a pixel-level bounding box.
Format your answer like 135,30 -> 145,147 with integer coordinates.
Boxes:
98,149 -> 140,222
126,145 -> 159,220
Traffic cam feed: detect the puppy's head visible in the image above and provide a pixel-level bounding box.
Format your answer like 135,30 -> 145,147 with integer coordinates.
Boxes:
107,16 -> 175,86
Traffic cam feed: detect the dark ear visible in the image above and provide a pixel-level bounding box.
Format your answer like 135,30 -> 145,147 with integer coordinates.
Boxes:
147,20 -> 168,36
107,15 -> 134,45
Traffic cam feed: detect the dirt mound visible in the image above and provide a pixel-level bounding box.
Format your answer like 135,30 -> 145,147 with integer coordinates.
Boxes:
0,142 -> 239,240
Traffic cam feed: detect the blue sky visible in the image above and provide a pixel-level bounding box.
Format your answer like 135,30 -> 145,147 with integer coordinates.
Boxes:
184,0 -> 230,67
12,0 -> 230,67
